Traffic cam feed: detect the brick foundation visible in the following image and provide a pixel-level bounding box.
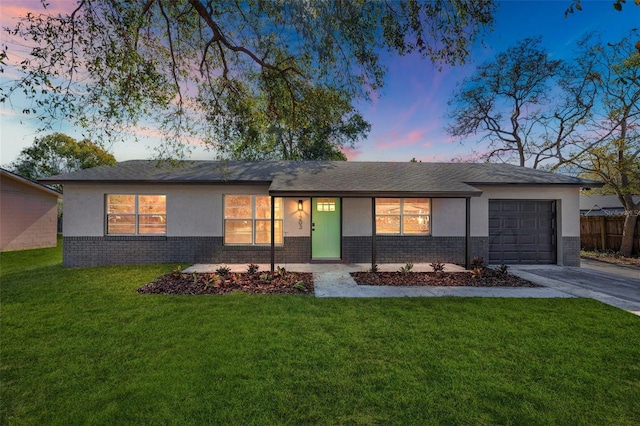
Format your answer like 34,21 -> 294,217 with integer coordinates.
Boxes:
342,236 -> 489,265
63,236 -> 310,267
562,236 -> 581,267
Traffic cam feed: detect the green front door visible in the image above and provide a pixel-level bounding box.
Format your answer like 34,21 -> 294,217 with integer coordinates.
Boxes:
312,198 -> 341,259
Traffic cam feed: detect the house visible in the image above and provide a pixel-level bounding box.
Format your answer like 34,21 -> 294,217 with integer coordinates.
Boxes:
580,194 -> 639,216
39,160 -> 599,268
1,168 -> 62,252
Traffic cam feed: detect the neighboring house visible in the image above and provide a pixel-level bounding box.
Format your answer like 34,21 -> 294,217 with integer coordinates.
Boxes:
40,160 -> 599,268
580,194 -> 640,216
1,168 -> 62,252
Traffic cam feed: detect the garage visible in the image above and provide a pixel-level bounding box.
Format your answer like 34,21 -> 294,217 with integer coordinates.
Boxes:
488,200 -> 556,264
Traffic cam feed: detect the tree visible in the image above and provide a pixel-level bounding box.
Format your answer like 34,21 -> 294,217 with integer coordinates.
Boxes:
7,133 -> 116,186
564,31 -> 640,256
0,0 -> 495,159
215,81 -> 369,161
446,37 -> 595,168
565,0 -> 640,17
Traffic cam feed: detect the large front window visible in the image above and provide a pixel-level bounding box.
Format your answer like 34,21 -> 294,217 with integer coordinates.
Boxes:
224,195 -> 282,245
375,198 -> 430,235
106,194 -> 166,235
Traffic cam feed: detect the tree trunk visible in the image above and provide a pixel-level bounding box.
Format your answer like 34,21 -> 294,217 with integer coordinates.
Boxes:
620,210 -> 638,257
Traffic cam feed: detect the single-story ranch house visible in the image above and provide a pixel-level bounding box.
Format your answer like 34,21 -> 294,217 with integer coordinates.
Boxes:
40,160 -> 598,269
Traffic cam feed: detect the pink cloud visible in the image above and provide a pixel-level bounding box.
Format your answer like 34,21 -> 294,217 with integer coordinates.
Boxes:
342,146 -> 362,160
375,129 -> 427,150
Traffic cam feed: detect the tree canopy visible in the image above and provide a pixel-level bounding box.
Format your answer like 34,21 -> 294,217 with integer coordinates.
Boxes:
447,29 -> 639,255
1,0 -> 495,160
7,133 -> 116,186
446,37 -> 596,168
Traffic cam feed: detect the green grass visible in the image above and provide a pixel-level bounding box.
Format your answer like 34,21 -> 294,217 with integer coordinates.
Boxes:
2,243 -> 640,425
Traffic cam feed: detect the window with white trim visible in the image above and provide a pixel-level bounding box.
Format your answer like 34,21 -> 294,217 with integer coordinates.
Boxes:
106,194 -> 166,235
375,198 -> 430,235
224,195 -> 283,245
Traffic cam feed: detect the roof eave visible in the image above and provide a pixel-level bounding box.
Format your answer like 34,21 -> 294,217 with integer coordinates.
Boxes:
268,190 -> 482,198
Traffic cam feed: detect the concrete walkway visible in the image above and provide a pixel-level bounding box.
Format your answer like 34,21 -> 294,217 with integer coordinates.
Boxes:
183,261 -> 640,316
184,262 -> 573,299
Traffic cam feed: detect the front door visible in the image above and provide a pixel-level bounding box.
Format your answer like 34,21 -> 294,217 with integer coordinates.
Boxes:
312,197 -> 341,260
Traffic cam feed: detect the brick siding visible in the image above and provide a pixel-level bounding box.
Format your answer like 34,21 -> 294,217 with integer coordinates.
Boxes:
63,236 -> 310,267
562,236 -> 581,267
343,236 -> 489,266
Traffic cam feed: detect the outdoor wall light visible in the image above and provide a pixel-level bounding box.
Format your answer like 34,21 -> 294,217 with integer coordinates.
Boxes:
298,200 -> 304,229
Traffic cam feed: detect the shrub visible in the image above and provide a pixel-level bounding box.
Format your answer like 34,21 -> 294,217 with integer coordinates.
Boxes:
471,267 -> 484,279
399,262 -> 414,274
471,257 -> 485,270
430,260 -> 445,272
370,264 -> 379,273
247,263 -> 260,274
497,264 -> 509,275
260,273 -> 272,283
215,265 -> 231,276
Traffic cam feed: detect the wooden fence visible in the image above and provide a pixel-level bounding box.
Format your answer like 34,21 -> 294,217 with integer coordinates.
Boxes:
580,215 -> 640,254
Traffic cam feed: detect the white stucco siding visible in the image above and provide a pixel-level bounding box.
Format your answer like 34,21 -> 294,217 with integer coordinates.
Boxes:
431,198 -> 466,237
283,197 -> 310,237
62,183 -> 271,237
342,198 -> 372,236
470,185 -> 581,237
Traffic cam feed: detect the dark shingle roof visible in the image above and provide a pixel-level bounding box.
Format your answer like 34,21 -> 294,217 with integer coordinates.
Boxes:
39,160 -> 600,197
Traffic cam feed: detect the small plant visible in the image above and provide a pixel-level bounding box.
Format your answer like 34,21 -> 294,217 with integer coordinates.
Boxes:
247,263 -> 259,274
276,266 -> 287,277
369,264 -> 379,273
497,264 -> 509,275
215,265 -> 231,276
192,272 -> 198,284
260,273 -> 272,283
471,267 -> 484,279
471,256 -> 485,270
430,260 -> 445,273
399,262 -> 414,274
292,281 -> 306,291
172,265 -> 182,277
203,274 -> 217,287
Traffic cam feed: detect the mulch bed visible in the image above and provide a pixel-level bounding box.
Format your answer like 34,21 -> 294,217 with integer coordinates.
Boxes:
137,270 -> 314,295
351,270 -> 540,287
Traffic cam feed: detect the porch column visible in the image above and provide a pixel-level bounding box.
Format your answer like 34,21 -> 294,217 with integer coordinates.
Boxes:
271,195 -> 275,272
465,197 -> 471,270
371,197 -> 376,268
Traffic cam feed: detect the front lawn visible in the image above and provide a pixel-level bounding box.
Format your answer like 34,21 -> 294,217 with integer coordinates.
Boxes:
2,243 -> 639,425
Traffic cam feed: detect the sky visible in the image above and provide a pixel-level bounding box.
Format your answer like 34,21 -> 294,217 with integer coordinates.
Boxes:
0,0 -> 638,165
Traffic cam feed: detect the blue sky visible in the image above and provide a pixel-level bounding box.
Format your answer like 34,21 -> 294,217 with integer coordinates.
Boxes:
1,0 -> 638,165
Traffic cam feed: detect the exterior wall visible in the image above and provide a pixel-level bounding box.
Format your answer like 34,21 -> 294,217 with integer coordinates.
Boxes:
62,183 -> 582,267
342,198 -> 371,236
471,185 -> 581,265
63,236 -> 310,267
63,183 -> 271,237
283,197 -> 310,238
432,198 -> 466,237
0,175 -> 59,252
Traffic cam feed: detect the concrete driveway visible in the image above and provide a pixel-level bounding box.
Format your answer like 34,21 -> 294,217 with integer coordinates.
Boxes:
510,264 -> 640,316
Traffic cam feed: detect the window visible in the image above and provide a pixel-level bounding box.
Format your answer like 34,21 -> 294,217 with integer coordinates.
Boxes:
316,198 -> 336,212
224,195 -> 283,245
106,194 -> 166,235
375,198 -> 430,235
